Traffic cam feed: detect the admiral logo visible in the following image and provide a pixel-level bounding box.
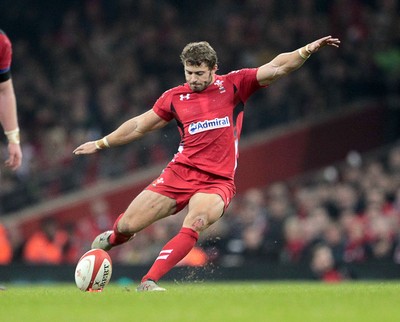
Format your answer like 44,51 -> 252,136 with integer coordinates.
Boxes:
188,116 -> 230,135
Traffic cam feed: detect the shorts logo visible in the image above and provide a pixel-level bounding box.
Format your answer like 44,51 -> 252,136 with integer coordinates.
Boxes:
152,177 -> 164,187
188,116 -> 230,135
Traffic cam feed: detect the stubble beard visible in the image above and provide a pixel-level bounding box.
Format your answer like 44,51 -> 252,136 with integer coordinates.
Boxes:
189,74 -> 213,92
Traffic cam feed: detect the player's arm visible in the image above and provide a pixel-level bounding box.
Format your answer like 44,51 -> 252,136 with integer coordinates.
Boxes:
0,79 -> 19,134
73,109 -> 169,155
0,78 -> 22,170
256,35 -> 340,86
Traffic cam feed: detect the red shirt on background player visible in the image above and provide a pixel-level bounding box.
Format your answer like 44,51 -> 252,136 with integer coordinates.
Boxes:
74,36 -> 340,291
0,29 -> 22,170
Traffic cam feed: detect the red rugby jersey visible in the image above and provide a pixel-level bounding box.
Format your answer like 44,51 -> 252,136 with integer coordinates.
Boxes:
0,30 -> 12,74
153,68 -> 265,179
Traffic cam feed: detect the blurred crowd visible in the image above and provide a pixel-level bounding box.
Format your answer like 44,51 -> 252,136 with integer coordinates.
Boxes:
2,142 -> 400,283
1,0 -> 398,214
217,144 -> 400,280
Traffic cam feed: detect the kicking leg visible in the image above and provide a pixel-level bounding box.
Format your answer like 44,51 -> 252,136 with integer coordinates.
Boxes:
92,190 -> 176,251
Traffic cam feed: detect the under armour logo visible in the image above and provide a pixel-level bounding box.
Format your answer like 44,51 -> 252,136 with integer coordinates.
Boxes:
180,94 -> 190,100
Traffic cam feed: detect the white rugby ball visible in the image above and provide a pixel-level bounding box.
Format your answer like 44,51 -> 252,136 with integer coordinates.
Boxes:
75,249 -> 112,292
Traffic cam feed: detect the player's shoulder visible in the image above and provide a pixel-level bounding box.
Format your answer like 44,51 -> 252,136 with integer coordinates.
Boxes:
222,68 -> 258,85
0,29 -> 11,48
0,29 -> 10,41
160,83 -> 189,98
154,84 -> 188,108
226,68 -> 258,77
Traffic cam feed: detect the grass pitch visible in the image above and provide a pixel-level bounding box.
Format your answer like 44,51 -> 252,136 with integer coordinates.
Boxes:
1,281 -> 399,322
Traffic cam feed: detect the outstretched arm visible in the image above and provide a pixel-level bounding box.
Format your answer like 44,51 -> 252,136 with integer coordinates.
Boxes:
73,109 -> 169,155
256,35 -> 340,86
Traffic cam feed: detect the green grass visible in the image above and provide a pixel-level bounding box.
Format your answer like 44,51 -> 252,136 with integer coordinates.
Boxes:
1,281 -> 399,322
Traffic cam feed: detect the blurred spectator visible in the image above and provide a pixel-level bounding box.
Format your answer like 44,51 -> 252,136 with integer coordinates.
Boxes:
221,188 -> 268,266
178,246 -> 208,267
340,210 -> 367,263
22,218 -> 70,264
322,222 -> 345,265
333,183 -> 361,213
263,183 -> 293,261
282,216 -> 306,263
0,223 -> 12,264
388,145 -> 400,176
365,210 -> 395,260
310,243 -> 350,283
240,225 -> 266,262
303,207 -> 332,246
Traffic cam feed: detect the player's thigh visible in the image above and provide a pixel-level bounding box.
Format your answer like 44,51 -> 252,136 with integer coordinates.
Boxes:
183,192 -> 225,231
120,190 -> 177,233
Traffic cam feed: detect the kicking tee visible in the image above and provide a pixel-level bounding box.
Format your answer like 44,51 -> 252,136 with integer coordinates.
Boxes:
153,68 -> 265,180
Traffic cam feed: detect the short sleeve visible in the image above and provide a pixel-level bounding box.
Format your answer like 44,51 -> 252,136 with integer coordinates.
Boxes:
226,68 -> 266,103
0,32 -> 12,72
152,90 -> 175,122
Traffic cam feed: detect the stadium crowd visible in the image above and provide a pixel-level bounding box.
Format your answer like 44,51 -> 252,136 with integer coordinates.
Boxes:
0,0 -> 399,279
0,0 -> 396,214
2,141 -> 400,282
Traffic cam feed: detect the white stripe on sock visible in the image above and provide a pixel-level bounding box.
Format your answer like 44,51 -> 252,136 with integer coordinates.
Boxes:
156,255 -> 170,260
160,249 -> 173,254
156,249 -> 173,260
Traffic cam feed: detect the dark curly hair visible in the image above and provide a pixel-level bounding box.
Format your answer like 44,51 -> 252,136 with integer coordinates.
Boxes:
180,41 -> 218,69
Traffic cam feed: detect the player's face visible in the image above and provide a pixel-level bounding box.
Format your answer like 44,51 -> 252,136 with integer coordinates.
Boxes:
184,62 -> 216,92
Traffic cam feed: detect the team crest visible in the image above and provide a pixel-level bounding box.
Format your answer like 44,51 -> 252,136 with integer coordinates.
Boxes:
152,177 -> 164,187
214,80 -> 226,93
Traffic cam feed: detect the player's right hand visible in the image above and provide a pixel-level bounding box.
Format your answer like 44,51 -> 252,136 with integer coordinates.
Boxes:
5,143 -> 22,170
73,141 -> 98,155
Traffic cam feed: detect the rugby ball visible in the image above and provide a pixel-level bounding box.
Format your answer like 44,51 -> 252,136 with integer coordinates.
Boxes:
75,249 -> 112,292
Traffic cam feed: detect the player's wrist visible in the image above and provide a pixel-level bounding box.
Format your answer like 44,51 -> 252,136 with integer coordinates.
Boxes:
298,45 -> 312,60
95,137 -> 110,150
4,128 -> 20,144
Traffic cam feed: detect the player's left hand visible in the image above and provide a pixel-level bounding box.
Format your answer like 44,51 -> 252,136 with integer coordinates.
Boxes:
73,141 -> 98,155
307,36 -> 340,54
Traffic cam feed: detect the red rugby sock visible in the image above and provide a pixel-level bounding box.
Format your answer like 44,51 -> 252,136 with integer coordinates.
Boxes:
142,227 -> 199,282
109,213 -> 134,246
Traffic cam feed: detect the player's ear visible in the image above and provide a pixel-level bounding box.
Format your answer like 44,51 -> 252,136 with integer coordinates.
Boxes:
212,64 -> 218,72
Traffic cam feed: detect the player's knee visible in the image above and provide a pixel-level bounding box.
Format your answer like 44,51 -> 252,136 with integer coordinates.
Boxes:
192,217 -> 207,231
185,215 -> 210,232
